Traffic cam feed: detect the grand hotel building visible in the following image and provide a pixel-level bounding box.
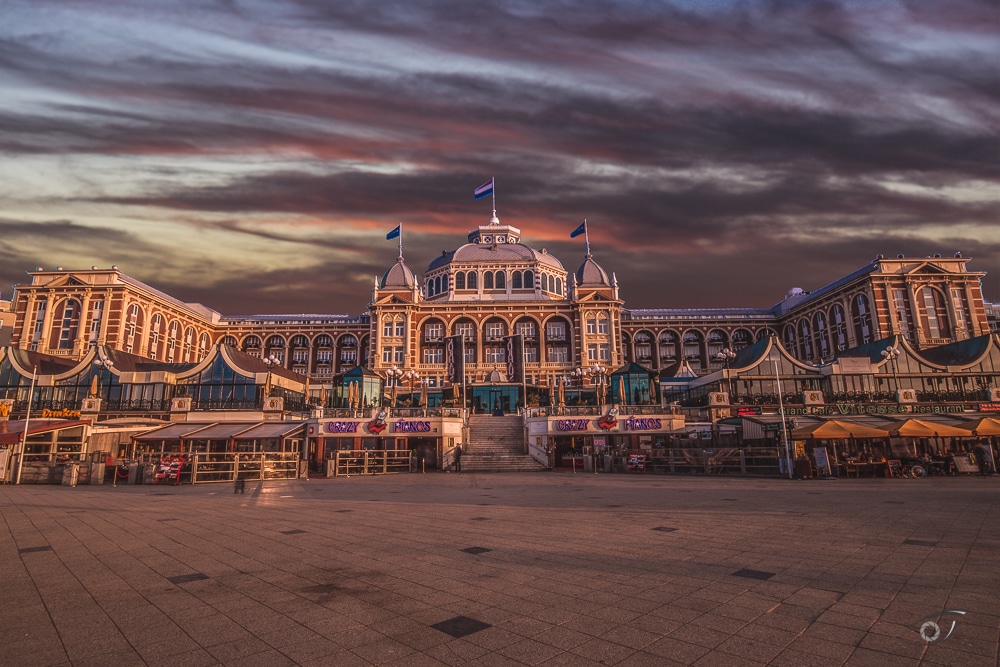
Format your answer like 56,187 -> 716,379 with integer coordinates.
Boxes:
6,213 -> 997,392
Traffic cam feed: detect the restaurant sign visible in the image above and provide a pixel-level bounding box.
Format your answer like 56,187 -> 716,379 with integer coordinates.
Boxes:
325,421 -> 361,433
556,419 -> 590,431
392,420 -> 432,433
621,417 -> 663,431
776,403 -> 969,416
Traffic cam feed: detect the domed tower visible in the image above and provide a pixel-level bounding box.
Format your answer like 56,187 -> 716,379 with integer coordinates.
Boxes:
422,213 -> 569,303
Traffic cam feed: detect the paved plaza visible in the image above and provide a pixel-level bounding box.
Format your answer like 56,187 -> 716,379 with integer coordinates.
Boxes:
2,473 -> 998,666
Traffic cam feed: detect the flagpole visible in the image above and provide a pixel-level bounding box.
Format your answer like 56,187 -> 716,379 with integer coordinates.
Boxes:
398,222 -> 403,259
15,365 -> 38,485
491,177 -> 496,219
583,219 -> 591,256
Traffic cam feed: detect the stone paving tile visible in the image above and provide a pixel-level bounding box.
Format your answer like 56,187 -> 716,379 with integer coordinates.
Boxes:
2,476 -> 998,666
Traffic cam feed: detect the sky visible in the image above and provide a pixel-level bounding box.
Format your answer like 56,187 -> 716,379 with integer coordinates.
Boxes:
1,0 -> 997,316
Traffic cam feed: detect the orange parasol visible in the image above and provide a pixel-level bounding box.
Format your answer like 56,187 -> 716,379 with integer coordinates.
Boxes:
954,417 -> 1000,437
886,419 -> 972,438
420,380 -> 428,408
618,376 -> 626,405
790,420 -> 890,440
558,378 -> 565,407
89,374 -> 99,398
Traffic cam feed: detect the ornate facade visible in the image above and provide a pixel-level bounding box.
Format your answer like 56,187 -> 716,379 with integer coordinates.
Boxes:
4,219 -> 996,395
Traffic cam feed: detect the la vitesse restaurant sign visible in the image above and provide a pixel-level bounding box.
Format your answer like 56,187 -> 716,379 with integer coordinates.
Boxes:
775,403 -> 988,416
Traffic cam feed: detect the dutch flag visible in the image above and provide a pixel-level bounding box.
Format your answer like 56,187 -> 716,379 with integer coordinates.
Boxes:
474,178 -> 494,200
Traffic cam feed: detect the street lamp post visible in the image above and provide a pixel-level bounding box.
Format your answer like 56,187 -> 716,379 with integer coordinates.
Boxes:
262,355 -> 281,401
93,358 -> 115,405
14,365 -> 38,485
385,365 -> 403,407
881,346 -> 900,397
402,369 -> 420,406
717,348 -> 736,397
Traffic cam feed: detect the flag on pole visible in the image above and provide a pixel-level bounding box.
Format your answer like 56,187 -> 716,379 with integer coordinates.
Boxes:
386,224 -> 401,240
474,178 -> 494,200
570,221 -> 587,238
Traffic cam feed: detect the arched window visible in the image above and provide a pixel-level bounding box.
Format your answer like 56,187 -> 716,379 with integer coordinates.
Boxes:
220,335 -> 238,348
455,272 -> 465,290
166,321 -> 180,362
783,324 -> 797,356
920,287 -> 951,339
731,329 -> 753,351
523,270 -> 534,288
316,334 -> 333,347
467,271 -> 477,289
798,318 -> 813,360
556,278 -> 562,295
496,271 -> 506,289
830,304 -> 847,350
512,272 -> 522,289
813,313 -> 830,360
851,294 -> 873,345
150,314 -> 164,359
442,274 -> 448,292
484,272 -> 494,289
183,326 -> 195,362
434,276 -> 442,295
51,298 -> 81,350
682,331 -> 704,369
198,332 -> 211,358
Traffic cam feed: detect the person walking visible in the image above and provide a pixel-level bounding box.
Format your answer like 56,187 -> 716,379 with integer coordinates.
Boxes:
454,445 -> 462,473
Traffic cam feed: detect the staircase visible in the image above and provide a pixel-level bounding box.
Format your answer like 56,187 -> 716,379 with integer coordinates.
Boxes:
463,415 -> 548,472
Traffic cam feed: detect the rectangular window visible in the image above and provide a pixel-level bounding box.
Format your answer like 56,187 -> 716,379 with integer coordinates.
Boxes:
525,347 -> 538,363
546,322 -> 566,340
893,289 -> 911,338
292,350 -> 308,363
599,344 -> 610,361
425,323 -> 443,340
339,350 -> 356,364
547,346 -> 568,362
383,321 -> 394,337
423,348 -> 444,364
515,322 -> 536,338
317,350 -> 333,362
395,321 -> 405,337
382,347 -> 393,363
393,346 -> 404,363
486,322 -> 505,339
485,347 -> 506,363
636,344 -> 651,360
951,288 -> 968,335
587,343 -> 597,361
586,319 -> 596,335
464,347 -> 475,363
456,322 -> 475,340
597,319 -> 609,334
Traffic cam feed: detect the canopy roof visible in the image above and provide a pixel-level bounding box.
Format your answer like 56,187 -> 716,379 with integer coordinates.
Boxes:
790,419 -> 890,440
886,419 -> 971,438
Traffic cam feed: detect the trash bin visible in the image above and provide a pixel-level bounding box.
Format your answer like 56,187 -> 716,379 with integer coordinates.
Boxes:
127,463 -> 140,484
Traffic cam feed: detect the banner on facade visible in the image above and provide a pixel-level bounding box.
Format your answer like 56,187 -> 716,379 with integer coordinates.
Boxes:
504,334 -> 524,383
445,335 -> 465,386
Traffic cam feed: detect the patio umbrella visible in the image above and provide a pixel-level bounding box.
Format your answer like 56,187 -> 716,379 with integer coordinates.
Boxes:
303,376 -> 311,405
958,416 -> 1000,437
558,378 -> 565,407
648,376 -> 657,403
548,383 -> 554,405
420,380 -> 428,407
598,377 -> 606,404
618,376 -> 626,405
790,419 -> 890,440
886,419 -> 972,438
886,418 -> 972,458
89,374 -> 99,398
319,384 -> 327,408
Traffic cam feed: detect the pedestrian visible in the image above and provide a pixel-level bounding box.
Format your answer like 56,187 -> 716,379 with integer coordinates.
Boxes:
454,444 -> 462,473
234,473 -> 246,493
